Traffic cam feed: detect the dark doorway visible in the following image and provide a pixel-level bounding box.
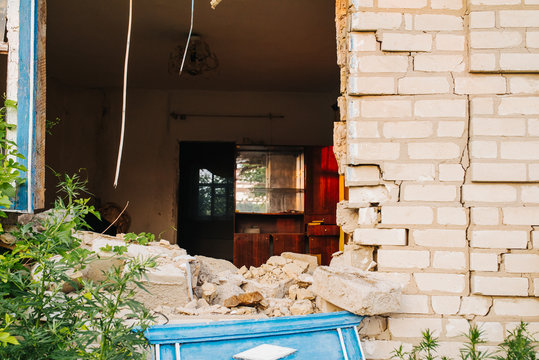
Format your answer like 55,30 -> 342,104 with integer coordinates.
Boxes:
178,142 -> 235,260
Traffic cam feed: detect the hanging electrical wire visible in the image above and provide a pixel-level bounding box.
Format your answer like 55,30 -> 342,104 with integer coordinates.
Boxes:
179,0 -> 195,76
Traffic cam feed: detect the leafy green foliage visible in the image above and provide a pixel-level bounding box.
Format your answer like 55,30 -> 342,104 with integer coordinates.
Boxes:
392,329 -> 445,360
461,325 -> 491,360
124,232 -> 155,246
0,174 -> 155,359
495,322 -> 537,360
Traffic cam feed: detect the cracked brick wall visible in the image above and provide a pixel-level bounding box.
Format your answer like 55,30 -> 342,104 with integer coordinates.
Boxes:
335,0 -> 539,358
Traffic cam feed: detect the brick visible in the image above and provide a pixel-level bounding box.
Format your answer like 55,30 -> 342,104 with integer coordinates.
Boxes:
459,296 -> 492,316
509,77 -> 539,94
470,252 -> 498,272
469,11 -> 495,29
352,55 -> 409,73
471,230 -> 528,249
530,164 -> 539,181
351,0 -> 374,8
383,163 -> 435,181
471,97 -> 494,115
346,165 -> 381,184
415,99 -> 467,118
433,251 -> 466,271
471,117 -> 526,136
454,76 -> 506,95
522,185 -> 539,203
470,31 -> 523,49
470,53 -> 497,72
412,229 -> 466,248
471,275 -> 528,296
381,206 -> 434,225
432,296 -> 461,315
470,0 -> 519,4
353,228 -> 407,246
501,53 -> 539,72
431,0 -> 463,9
499,10 -> 539,28
438,207 -> 467,225
504,254 -> 539,273
403,184 -> 458,202
414,14 -> 463,31
414,54 -> 465,72
378,0 -> 427,7
463,185 -> 517,203
534,231 -> 539,249
349,76 -> 395,95
362,340 -> 413,360
358,207 -> 378,225
348,121 -> 380,138
471,207 -> 499,225
351,12 -> 403,31
349,33 -> 377,52
389,318 -> 443,337
536,279 -> 539,297
501,141 -> 539,160
477,322 -> 504,342
378,249 -> 430,269
348,143 -> 400,162
435,34 -> 465,51
414,273 -> 466,293
381,33 -> 432,52
378,272 -> 414,291
398,76 -> 451,94
527,31 -> 539,48
399,294 -> 430,314
437,121 -> 465,137
499,97 -> 539,115
470,140 -> 497,159
383,121 -> 433,138
529,119 -> 539,136
493,298 -> 539,317
439,164 -> 464,182
409,143 -> 461,160
471,163 -> 527,182
445,318 -> 470,337
361,98 -> 413,118
349,185 -> 394,204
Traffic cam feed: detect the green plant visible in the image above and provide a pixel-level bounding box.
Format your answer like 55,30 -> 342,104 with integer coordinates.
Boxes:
124,232 -> 155,246
392,329 -> 448,360
460,325 -> 491,360
0,173 -> 155,359
495,322 -> 537,360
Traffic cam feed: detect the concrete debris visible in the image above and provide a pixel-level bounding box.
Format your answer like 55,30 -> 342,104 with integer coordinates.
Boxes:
223,291 -> 264,308
195,255 -> 238,285
290,300 -> 314,315
330,244 -> 375,271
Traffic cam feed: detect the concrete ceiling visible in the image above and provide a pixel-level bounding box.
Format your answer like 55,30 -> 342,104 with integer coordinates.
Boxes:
47,0 -> 339,92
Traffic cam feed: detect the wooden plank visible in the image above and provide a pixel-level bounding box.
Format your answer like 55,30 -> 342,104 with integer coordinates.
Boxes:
234,233 -> 270,268
306,225 -> 340,237
308,235 -> 339,266
272,233 -> 305,256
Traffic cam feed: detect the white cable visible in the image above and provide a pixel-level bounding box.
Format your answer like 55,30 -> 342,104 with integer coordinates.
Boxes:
179,0 -> 195,75
113,0 -> 133,188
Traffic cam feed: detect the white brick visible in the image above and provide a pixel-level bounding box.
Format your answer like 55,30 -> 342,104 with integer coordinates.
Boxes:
382,206 -> 434,225
471,230 -> 528,249
352,55 -> 409,73
378,0 -> 427,8
348,143 -> 400,162
499,97 -> 539,115
536,279 -> 539,297
362,340 -> 413,360
349,33 -> 377,52
445,318 -> 470,337
493,298 -> 539,317
463,185 -> 517,203
351,0 -> 374,8
346,165 -> 381,184
504,254 -> 539,273
500,53 -> 539,72
459,296 -> 492,316
470,140 -> 497,159
437,121 -> 465,137
399,295 -> 430,314
509,76 -> 539,94
471,275 -> 529,296
408,142 -> 461,160
361,98 -> 412,118
381,33 -> 432,52
398,76 -> 451,94
470,53 -> 497,72
439,164 -> 464,182
470,31 -> 523,49
471,163 -> 527,182
530,164 -> 539,181
358,207 -> 378,225
351,12 -> 403,31
415,99 -> 467,118
349,76 -> 395,95
433,251 -> 466,270
454,76 -> 506,94
471,207 -> 499,225
527,31 -> 539,48
470,0 -> 519,4
522,186 -> 539,203
529,119 -> 539,136
472,117 -> 526,136
383,163 -> 435,181
383,121 -> 433,138
353,228 -> 407,246
435,34 -> 465,51
471,97 -> 494,115
348,121 -> 380,138
413,229 -> 466,248
470,11 -> 495,29
349,185 -> 394,204
414,273 -> 466,293
501,141 -> 539,160
403,184 -> 458,202
477,322 -> 504,342
431,0 -> 463,9
378,249 -> 430,269
534,231 -> 539,249
414,14 -> 463,31
432,296 -> 461,314
470,252 -> 498,271
378,272 -> 414,291
499,10 -> 539,28
389,318 -> 443,337
437,207 -> 467,226
414,54 -> 465,72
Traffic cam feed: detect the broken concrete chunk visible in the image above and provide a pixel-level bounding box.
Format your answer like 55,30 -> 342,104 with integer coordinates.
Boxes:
329,244 -> 374,271
238,265 -> 248,276
223,291 -> 264,308
281,252 -> 319,274
267,256 -> 287,266
290,300 -> 314,316
282,262 -> 305,279
201,282 -> 217,303
196,255 -> 238,285
242,278 -> 293,299
312,266 -> 401,315
296,287 -> 315,301
336,201 -> 359,234
315,296 -> 345,313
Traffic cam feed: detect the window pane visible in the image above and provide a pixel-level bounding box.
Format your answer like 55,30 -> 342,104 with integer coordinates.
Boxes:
198,186 -> 211,216
199,169 -> 212,184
